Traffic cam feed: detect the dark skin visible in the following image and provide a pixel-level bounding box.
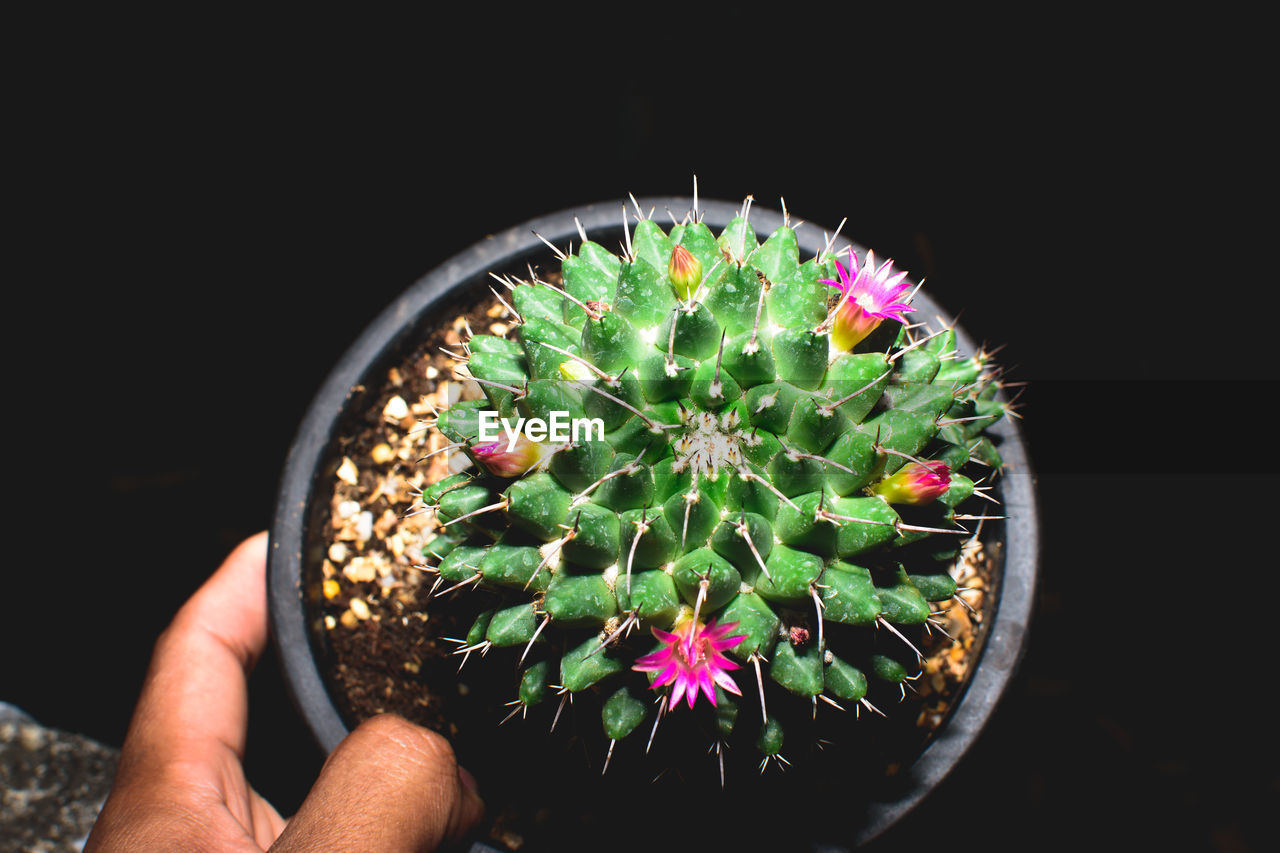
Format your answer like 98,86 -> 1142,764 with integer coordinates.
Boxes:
86,532 -> 484,852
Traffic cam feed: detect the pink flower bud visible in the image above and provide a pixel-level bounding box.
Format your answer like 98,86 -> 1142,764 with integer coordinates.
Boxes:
470,434 -> 550,478
668,244 -> 703,300
871,461 -> 951,506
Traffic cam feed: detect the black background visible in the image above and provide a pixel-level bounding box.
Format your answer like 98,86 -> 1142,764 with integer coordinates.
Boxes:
7,16 -> 1275,852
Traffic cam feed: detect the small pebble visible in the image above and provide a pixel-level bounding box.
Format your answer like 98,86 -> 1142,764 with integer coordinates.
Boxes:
323,579 -> 341,599
355,511 -> 374,541
337,500 -> 361,519
337,457 -> 359,486
344,557 -> 378,583
349,598 -> 371,621
371,442 -> 395,464
383,395 -> 409,421
328,542 -> 349,562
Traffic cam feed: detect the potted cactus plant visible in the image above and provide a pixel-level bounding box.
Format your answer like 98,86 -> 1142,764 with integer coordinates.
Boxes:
269,195 -> 1037,851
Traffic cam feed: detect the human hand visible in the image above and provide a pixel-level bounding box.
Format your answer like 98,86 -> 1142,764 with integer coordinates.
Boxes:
86,531 -> 484,852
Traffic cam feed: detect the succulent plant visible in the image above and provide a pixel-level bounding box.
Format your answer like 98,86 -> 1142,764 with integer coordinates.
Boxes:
418,198 -> 1011,778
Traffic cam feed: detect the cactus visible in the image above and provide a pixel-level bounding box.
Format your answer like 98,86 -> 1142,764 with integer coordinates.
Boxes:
417,198 -> 1012,777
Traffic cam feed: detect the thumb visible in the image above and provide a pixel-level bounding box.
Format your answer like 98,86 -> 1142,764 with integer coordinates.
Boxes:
270,714 -> 484,852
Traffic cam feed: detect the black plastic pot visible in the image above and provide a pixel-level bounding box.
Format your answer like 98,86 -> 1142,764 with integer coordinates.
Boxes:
268,198 -> 1039,851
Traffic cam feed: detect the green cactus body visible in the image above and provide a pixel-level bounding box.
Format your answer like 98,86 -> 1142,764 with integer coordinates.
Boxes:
422,205 -> 1008,772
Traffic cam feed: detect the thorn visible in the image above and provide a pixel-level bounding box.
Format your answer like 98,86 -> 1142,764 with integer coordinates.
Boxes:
818,368 -> 893,415
646,695 -> 668,754
581,382 -> 680,433
896,521 -> 970,536
438,346 -> 467,362
571,456 -> 647,508
816,509 -> 894,527
812,585 -> 825,652
587,612 -> 637,658
525,270 -> 603,320
518,615 -> 550,668
434,571 -> 482,597
532,230 -> 567,261
691,576 -> 710,629
625,509 -> 649,596
936,414 -> 998,427
440,498 -> 509,529
550,691 -> 569,732
602,739 -> 617,775
746,272 -> 769,354
530,340 -> 616,385
666,305 -> 680,367
736,513 -> 773,581
488,272 -> 516,291
970,486 -> 1002,505
736,466 -> 799,511
878,616 -> 925,664
419,441 -> 467,461
487,286 -> 522,323
681,485 -> 697,548
820,217 -> 847,264
621,205 -> 634,261
886,326 -> 949,363
787,448 -> 857,475
926,617 -> 956,641
751,653 -> 768,723
467,375 -> 526,397
525,533 -> 570,590
686,256 -> 723,307
875,445 -> 939,470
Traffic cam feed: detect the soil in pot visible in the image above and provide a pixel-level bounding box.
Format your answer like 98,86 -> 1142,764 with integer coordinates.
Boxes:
310,269 -> 1005,852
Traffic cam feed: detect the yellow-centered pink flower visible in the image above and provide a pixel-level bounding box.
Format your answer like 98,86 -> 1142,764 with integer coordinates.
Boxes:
469,434 -> 552,478
669,244 -> 703,300
871,461 -> 951,505
821,247 -> 915,350
633,616 -> 745,709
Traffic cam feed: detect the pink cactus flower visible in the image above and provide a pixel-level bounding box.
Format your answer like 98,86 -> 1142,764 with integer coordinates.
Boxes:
821,247 -> 916,350
469,435 -> 552,477
633,617 -> 746,709
872,460 -> 951,506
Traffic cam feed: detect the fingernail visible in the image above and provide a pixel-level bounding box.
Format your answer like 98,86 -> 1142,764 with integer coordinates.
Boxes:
458,765 -> 480,796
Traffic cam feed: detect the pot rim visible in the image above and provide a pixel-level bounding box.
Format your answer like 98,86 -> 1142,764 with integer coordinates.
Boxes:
268,196 -> 1039,849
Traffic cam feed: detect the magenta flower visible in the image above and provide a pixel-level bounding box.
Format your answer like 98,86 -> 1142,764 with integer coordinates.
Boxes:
871,460 -> 951,506
633,617 -> 746,709
469,435 -> 552,477
820,247 -> 916,350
